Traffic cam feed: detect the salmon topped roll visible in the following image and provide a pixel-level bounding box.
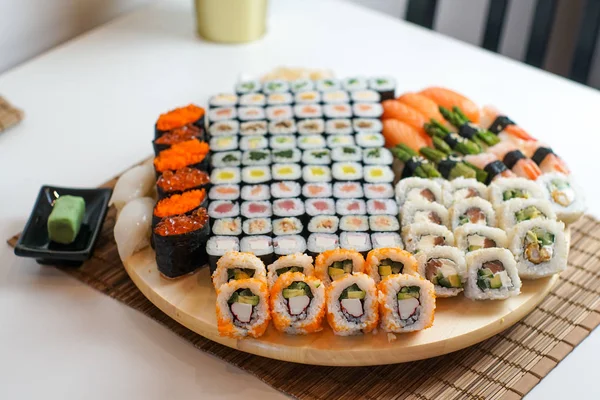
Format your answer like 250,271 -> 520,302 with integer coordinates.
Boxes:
216,278 -> 270,338
270,272 -> 326,334
378,274 -> 435,333
326,273 -> 379,336
315,249 -> 365,286
397,92 -> 446,122
420,87 -> 481,124
212,251 -> 267,290
364,248 -> 418,284
266,253 -> 315,288
382,119 -> 432,152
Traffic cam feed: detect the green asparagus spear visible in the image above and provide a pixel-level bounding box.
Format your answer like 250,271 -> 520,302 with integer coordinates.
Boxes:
444,106 -> 500,147
432,136 -> 453,154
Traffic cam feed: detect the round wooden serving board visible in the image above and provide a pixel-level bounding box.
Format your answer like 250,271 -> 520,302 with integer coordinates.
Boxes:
123,241 -> 564,366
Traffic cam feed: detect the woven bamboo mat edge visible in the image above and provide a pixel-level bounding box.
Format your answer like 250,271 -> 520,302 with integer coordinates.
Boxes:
7,174 -> 600,400
0,96 -> 24,132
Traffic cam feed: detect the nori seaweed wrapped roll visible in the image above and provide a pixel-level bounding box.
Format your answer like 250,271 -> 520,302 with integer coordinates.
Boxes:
152,189 -> 208,227
154,208 -> 210,278
153,125 -> 204,155
155,104 -> 205,139
156,168 -> 210,199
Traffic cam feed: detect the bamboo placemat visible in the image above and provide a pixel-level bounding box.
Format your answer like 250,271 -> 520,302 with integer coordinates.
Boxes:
0,96 -> 24,132
7,175 -> 600,400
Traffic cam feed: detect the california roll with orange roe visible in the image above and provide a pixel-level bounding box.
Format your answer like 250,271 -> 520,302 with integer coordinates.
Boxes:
152,188 -> 207,226
153,208 -> 210,278
153,139 -> 210,174
216,277 -> 271,338
153,124 -> 203,154
156,167 -> 210,199
155,104 -> 205,138
270,272 -> 325,335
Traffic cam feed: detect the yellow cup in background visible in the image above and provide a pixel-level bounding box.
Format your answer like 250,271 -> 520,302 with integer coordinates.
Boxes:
195,0 -> 268,43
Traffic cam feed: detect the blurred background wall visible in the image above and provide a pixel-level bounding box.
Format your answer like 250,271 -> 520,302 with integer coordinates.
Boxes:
1,0 -> 599,89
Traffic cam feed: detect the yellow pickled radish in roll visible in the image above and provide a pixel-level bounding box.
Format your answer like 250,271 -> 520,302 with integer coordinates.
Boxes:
326,273 -> 378,336
216,278 -> 270,338
212,251 -> 267,290
364,247 -> 418,284
270,272 -> 325,334
315,249 -> 365,286
266,253 -> 314,288
378,274 -> 435,333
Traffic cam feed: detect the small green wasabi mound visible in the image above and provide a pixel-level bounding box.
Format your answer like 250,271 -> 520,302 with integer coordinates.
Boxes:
47,195 -> 86,244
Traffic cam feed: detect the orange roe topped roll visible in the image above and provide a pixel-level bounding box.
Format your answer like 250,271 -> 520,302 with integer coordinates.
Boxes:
153,188 -> 206,222
156,168 -> 210,198
156,104 -> 205,132
364,248 -> 418,284
314,249 -> 365,287
153,139 -> 209,173
154,208 -> 209,237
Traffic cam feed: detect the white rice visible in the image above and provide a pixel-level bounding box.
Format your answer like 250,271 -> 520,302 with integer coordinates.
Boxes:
212,251 -> 267,290
454,224 -> 508,253
395,177 -> 443,206
497,198 -> 557,230
489,177 -> 545,207
415,246 -> 467,297
450,197 -> 496,230
536,172 -> 585,224
464,248 -> 522,300
402,223 -> 455,253
326,273 -> 378,336
400,200 -> 450,228
266,253 -> 314,288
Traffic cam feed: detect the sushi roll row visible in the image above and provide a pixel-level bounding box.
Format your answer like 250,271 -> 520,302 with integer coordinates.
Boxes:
393,177 -> 570,300
232,76 -> 396,99
150,105 -> 213,279
213,248 -> 433,339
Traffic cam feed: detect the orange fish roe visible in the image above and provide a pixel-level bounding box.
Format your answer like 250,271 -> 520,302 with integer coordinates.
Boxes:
156,104 -> 205,131
155,125 -> 202,145
154,208 -> 208,236
157,168 -> 210,193
153,139 -> 209,173
153,189 -> 206,219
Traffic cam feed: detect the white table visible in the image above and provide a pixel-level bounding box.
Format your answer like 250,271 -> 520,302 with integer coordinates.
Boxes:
1,0 -> 599,398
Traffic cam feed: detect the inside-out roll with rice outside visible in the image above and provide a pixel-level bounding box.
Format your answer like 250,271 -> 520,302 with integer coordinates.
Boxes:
378,274 -> 435,333
464,248 -> 522,300
401,200 -> 450,228
454,224 -> 508,253
364,247 -> 418,284
216,278 -> 270,338
416,246 -> 466,297
489,177 -> 545,207
270,272 -> 325,334
536,173 -> 585,224
315,249 -> 365,286
212,251 -> 267,290
395,177 -> 443,205
498,198 -> 556,230
509,219 -> 568,279
450,197 -> 496,230
326,273 -> 379,336
266,253 -> 315,288
402,223 -> 455,253
446,177 -> 489,205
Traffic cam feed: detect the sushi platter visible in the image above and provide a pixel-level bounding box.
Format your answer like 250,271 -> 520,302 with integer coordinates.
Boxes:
107,72 -> 584,366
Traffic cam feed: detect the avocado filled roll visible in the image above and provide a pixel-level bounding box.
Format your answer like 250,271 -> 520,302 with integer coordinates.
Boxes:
326,273 -> 379,336
270,272 -> 326,334
212,251 -> 267,290
464,248 -> 522,300
402,223 -> 455,254
450,198 -> 496,230
489,177 -> 545,207
378,274 -> 435,333
315,249 -> 365,286
416,246 -> 466,297
364,247 -> 418,284
266,253 -> 315,288
509,219 -> 568,279
498,198 -> 556,230
216,278 -> 270,338
454,224 -> 508,253
400,200 -> 450,228
536,173 -> 585,224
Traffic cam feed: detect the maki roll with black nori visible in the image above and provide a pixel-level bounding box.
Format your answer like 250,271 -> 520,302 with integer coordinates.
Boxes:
342,76 -> 368,92
333,182 -> 363,199
302,182 -> 333,198
241,184 -> 270,201
206,236 -> 240,273
271,181 -> 301,199
239,93 -> 266,107
272,217 -> 304,236
267,93 -> 293,106
270,135 -> 296,150
302,149 -> 331,165
240,120 -> 267,136
325,119 -> 353,135
307,233 -> 340,258
152,189 -> 208,227
268,119 -> 297,135
208,106 -> 237,123
209,93 -> 238,108
238,106 -> 266,122
273,235 -> 307,256
290,78 -> 314,93
308,216 -> 340,234
242,218 -> 273,236
209,121 -> 240,138
327,134 -> 355,148
210,135 -> 238,152
351,90 -> 380,103
156,168 -> 210,199
305,198 -> 336,216
155,104 -> 205,138
295,91 -> 321,104
272,148 -> 301,164
154,208 -> 210,278
236,80 -> 261,95
153,125 -> 204,155
262,79 -> 289,94
208,200 -> 240,219
242,149 -> 272,166
240,235 -> 275,266
339,215 -> 370,232
367,76 -> 396,101
212,217 -> 242,236
208,185 -> 240,202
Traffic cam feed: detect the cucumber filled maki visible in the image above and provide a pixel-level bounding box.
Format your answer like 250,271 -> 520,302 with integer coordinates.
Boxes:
153,208 -> 209,279
417,246 -> 466,297
266,253 -> 314,288
465,248 -> 521,300
315,249 -> 365,286
212,251 -> 267,290
326,273 -> 378,336
365,247 -> 417,284
216,278 -> 270,338
379,274 -> 435,333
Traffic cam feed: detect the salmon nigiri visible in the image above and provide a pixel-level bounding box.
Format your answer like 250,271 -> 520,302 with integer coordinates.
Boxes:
487,141 -> 541,180
381,100 -> 432,135
396,92 -> 446,122
522,141 -> 570,175
420,87 -> 481,124
382,119 -> 431,152
480,105 -> 536,142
